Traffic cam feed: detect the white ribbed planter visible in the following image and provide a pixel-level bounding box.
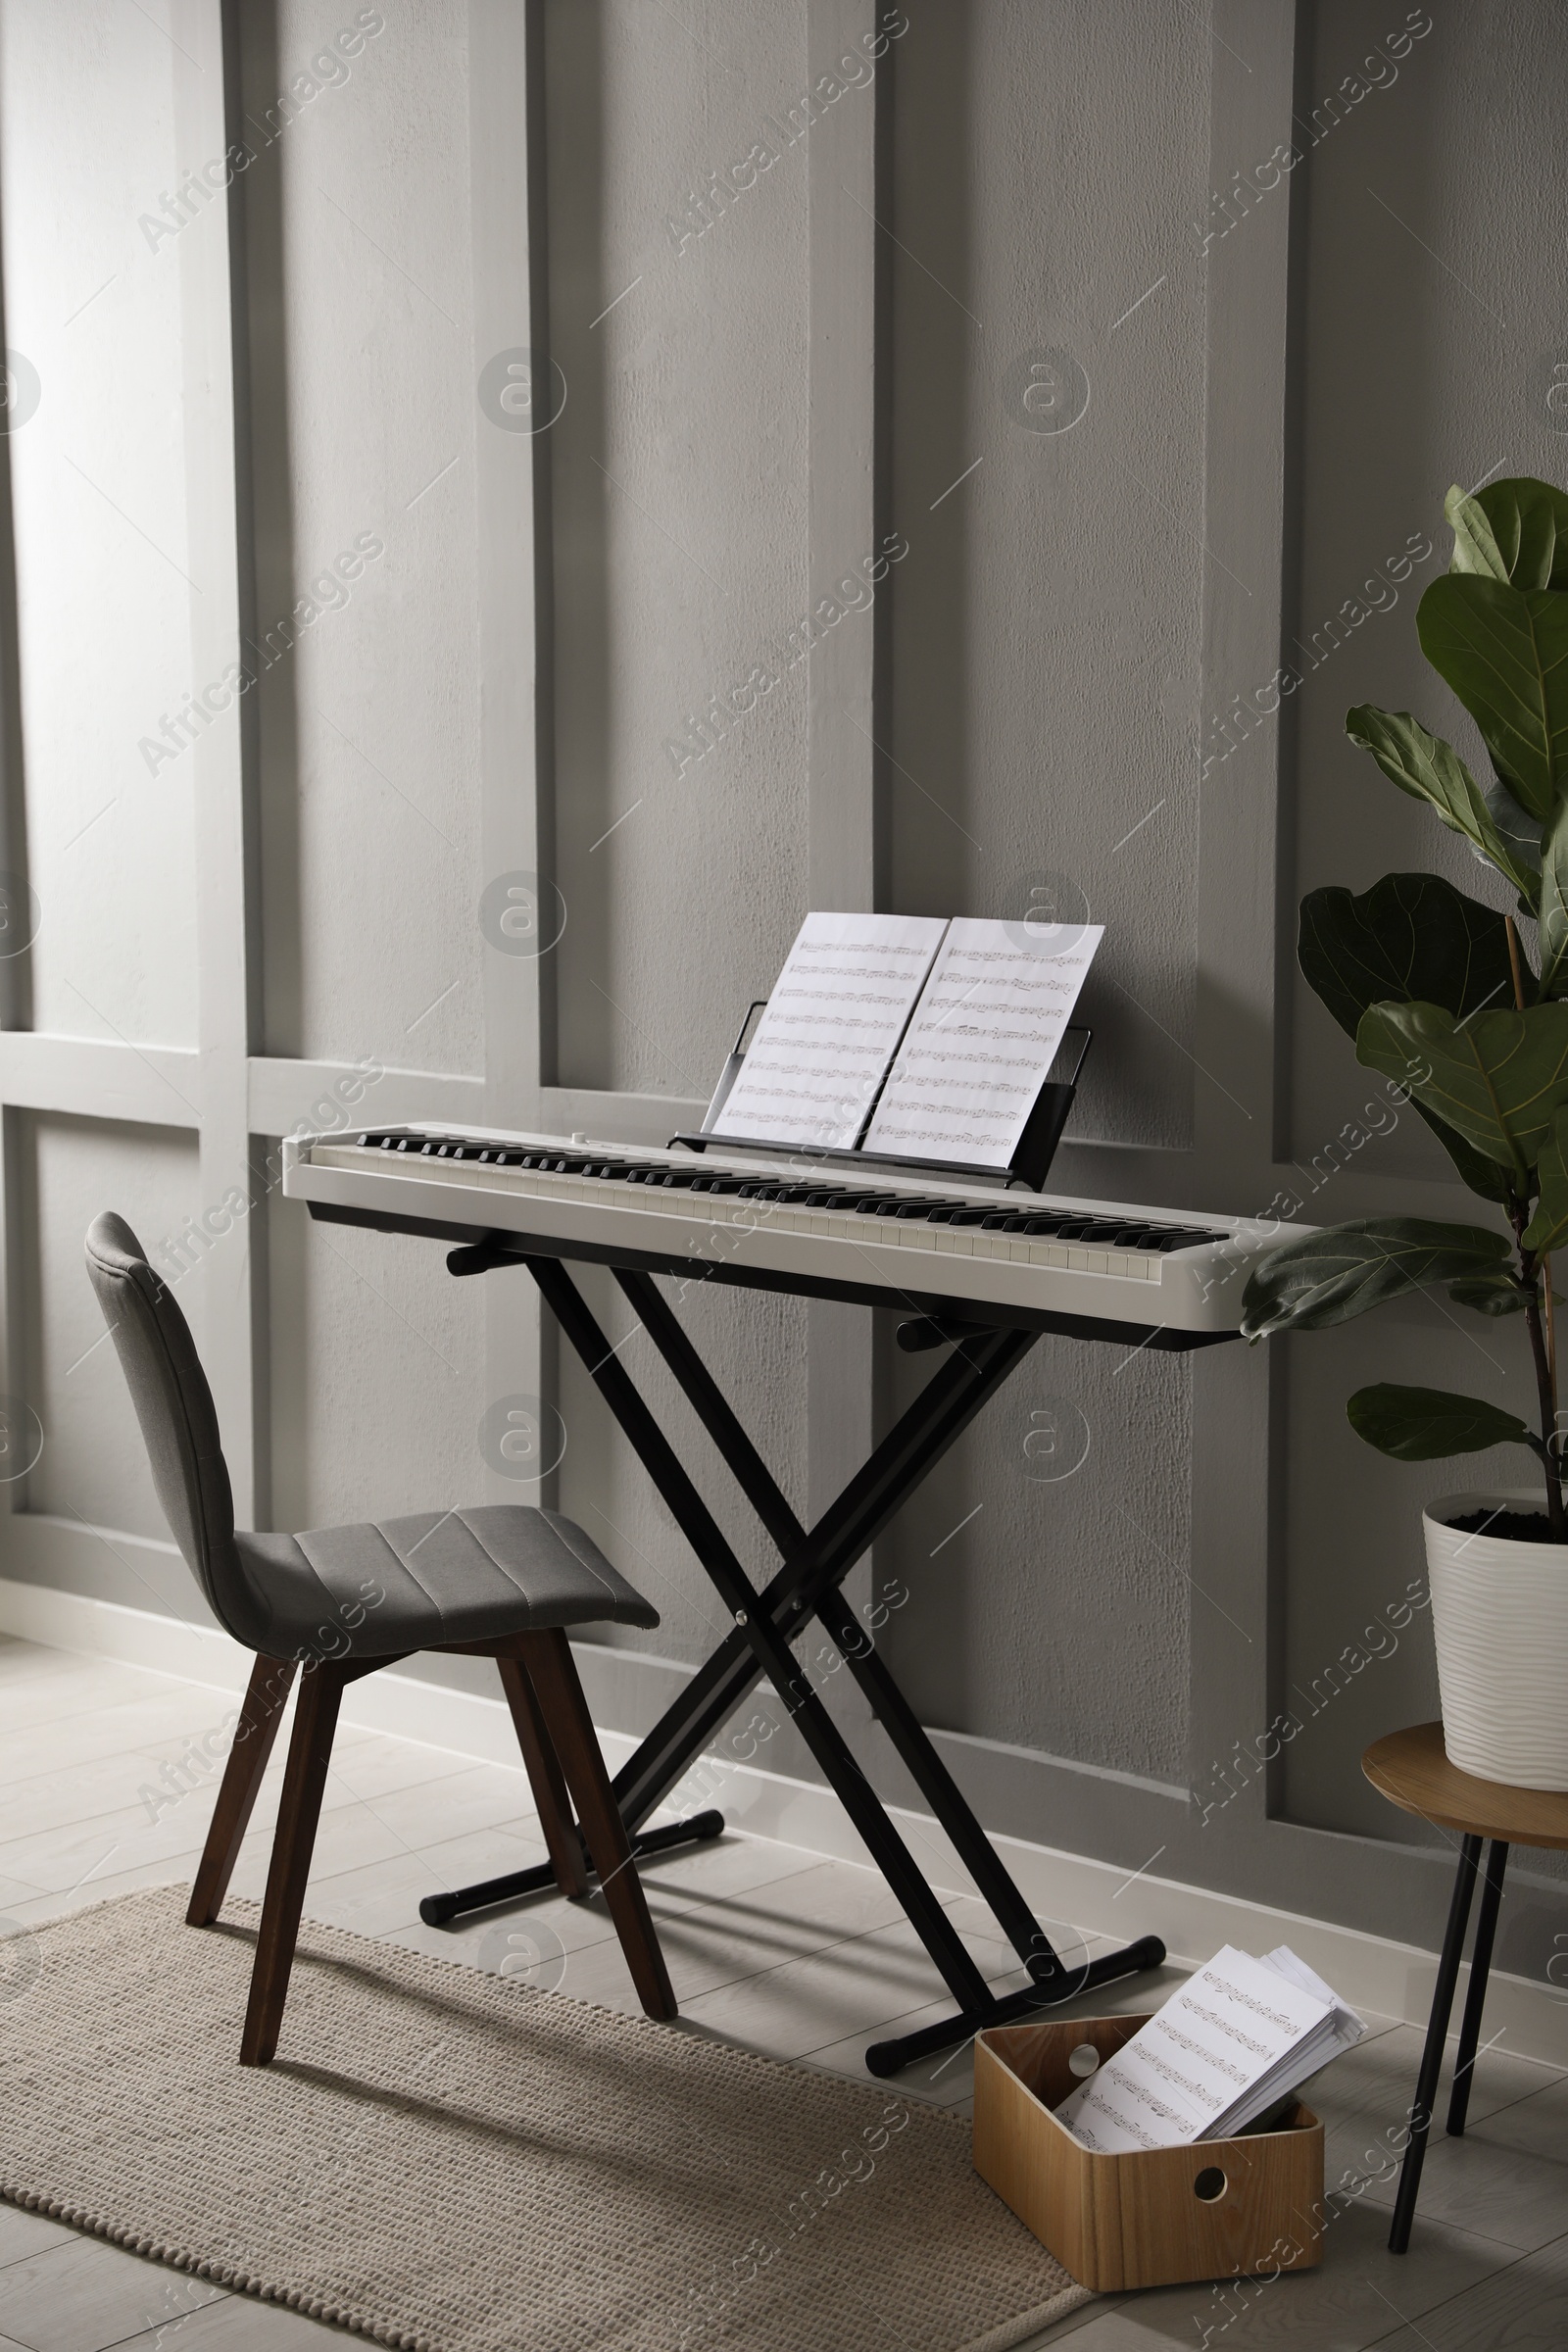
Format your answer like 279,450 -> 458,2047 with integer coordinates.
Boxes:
1425,1491 -> 1568,1789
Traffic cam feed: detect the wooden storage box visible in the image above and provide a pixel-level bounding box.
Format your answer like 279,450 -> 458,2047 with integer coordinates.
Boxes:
973,2013 -> 1325,2292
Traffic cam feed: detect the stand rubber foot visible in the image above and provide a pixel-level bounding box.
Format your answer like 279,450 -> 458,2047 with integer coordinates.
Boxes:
417,1808 -> 726,1928
864,1933 -> 1168,2077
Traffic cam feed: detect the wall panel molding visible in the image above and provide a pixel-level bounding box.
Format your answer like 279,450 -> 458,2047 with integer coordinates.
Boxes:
172,0 -> 264,1525
801,0 -> 895,1733
1186,0 -> 1300,1843
247,1055 -> 482,1136
0,1035 -> 200,1126
469,0 -> 552,1504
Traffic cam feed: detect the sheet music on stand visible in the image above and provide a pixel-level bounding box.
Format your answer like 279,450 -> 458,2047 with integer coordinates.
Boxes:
704,907 -> 1102,1174
862,916 -> 1103,1170
708,912 -> 947,1152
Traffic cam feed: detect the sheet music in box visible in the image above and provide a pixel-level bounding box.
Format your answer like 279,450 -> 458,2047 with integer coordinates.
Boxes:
861,916 -> 1103,1169
1054,1943 -> 1363,2155
708,911 -> 948,1152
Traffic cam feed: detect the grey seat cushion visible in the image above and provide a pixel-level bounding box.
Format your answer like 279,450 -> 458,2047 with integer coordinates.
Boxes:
84,1209 -> 659,1661
229,1506 -> 657,1661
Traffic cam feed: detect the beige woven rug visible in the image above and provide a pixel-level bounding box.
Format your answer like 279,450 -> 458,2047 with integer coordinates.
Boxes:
0,1886 -> 1088,2352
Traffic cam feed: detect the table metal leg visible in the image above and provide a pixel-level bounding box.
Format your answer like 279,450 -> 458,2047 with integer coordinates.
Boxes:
1446,1838 -> 1508,2137
616,1269 -> 1078,1990
611,1321 -> 1042,1831
421,1257 -> 1169,2064
421,1289 -> 1028,1935
1390,1834 -> 1482,2254
523,1256 -> 998,2016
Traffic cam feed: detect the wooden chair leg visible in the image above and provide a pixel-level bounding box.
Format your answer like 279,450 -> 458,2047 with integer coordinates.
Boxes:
240,1659 -> 346,2067
498,1655 -> 589,1899
519,1630 -> 677,2022
187,1654 -> 298,1928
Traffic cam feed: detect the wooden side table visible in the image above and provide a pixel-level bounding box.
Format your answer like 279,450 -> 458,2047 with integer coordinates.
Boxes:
1362,1722 -> 1568,2253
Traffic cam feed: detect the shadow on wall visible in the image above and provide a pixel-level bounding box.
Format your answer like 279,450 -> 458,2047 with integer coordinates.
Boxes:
240,0 -> 304,1061
544,0 -> 612,1089
885,0 -> 975,1727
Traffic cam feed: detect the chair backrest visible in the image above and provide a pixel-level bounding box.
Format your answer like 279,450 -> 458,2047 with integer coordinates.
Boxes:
83,1212 -> 241,1631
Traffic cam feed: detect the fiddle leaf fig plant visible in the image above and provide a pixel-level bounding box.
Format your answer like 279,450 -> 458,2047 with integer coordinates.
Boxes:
1241,474 -> 1568,1540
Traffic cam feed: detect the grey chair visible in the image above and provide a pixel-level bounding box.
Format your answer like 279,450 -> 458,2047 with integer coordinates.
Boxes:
84,1211 -> 675,2064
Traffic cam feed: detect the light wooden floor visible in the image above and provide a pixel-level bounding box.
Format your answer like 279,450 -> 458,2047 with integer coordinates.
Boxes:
1,1637 -> 1565,2350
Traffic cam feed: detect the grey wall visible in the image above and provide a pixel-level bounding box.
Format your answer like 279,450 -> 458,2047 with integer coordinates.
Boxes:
3,0 -> 1568,1979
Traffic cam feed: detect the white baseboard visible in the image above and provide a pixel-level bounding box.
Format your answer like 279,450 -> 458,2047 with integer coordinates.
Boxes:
6,1572 -> 1567,2072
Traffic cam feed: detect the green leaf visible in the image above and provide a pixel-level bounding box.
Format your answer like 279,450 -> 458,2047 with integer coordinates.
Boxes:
1462,477 -> 1568,590
1417,575 -> 1568,819
1241,1218 -> 1512,1340
1356,1000 -> 1568,1183
1418,1120 -> 1517,1205
1484,775 -> 1544,890
1523,1105 -> 1568,1256
1345,705 -> 1541,906
1347,1383 -> 1537,1462
1298,873 -> 1528,1203
1298,874 -> 1524,1034
1540,796 -> 1568,1000
1447,1272 -> 1533,1315
1446,483 -> 1511,582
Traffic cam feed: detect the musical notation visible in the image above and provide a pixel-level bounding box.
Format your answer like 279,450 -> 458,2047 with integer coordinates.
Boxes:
709,911 -> 947,1151
861,917 -> 1103,1170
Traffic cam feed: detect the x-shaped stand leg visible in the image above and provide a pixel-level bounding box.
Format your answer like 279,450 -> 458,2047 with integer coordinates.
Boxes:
423,1252 -> 1165,2072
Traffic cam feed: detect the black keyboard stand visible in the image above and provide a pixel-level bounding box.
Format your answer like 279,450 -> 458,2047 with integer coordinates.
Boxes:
420,1242 -> 1172,2075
